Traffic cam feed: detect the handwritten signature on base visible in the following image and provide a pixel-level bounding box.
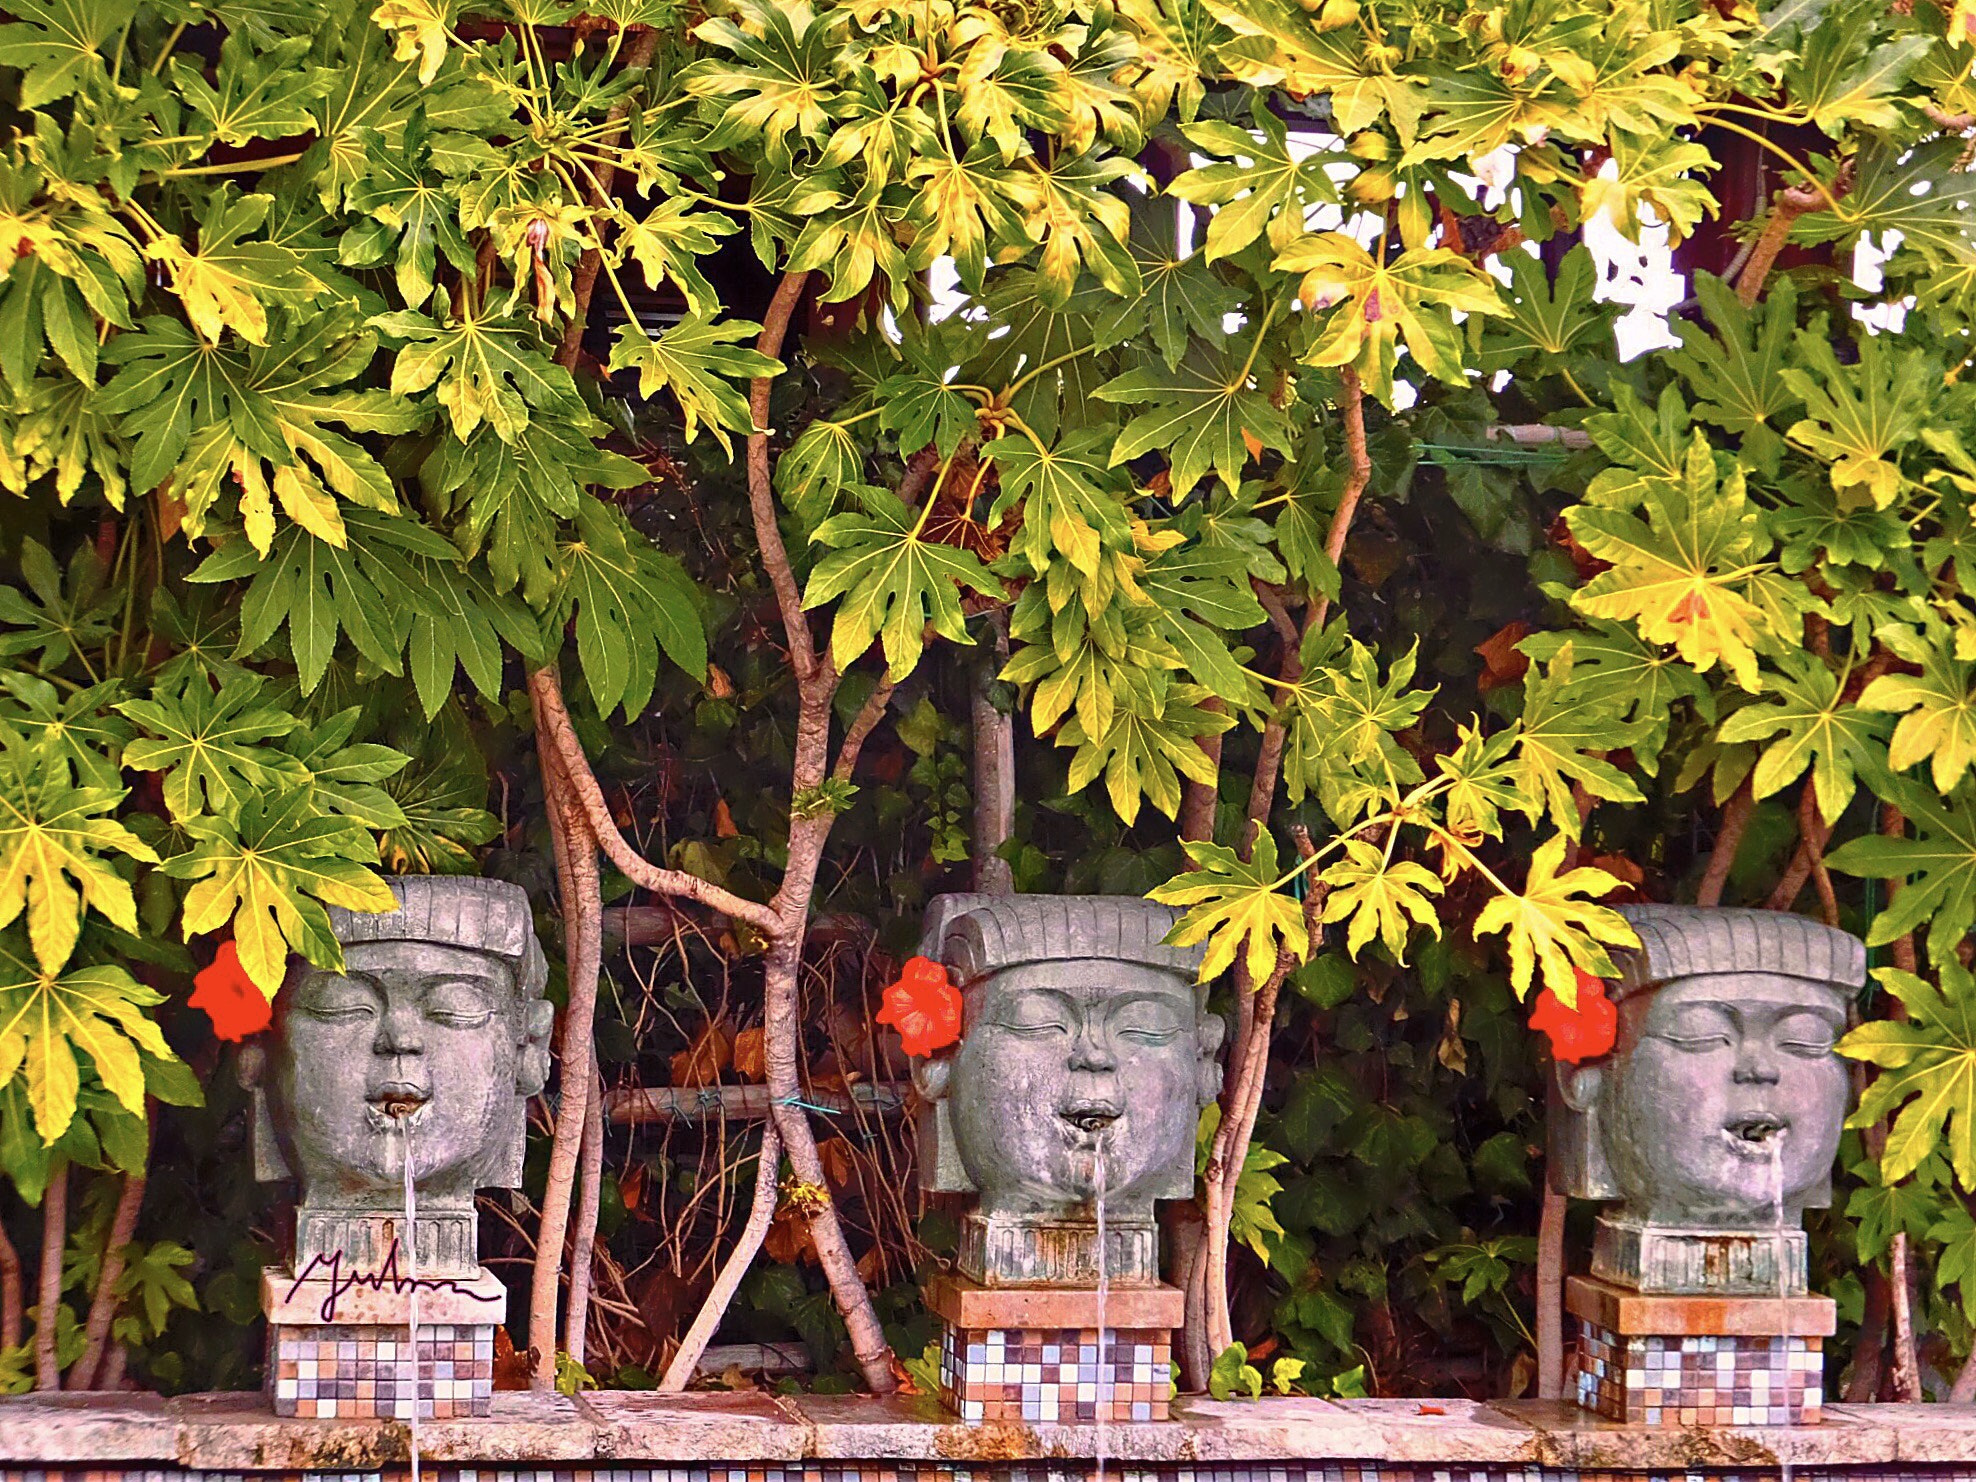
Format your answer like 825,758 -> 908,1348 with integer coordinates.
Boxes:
286,1243 -> 505,1323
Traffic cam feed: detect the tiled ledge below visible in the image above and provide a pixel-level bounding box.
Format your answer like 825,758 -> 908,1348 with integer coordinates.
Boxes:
0,1393 -> 1973,1472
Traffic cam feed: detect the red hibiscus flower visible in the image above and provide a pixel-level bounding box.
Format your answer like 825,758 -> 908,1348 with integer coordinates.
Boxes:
190,940 -> 273,1042
1528,967 -> 1617,1064
875,956 -> 962,1057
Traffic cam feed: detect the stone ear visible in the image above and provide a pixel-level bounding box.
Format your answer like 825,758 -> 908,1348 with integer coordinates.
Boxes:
1557,1060 -> 1604,1112
910,1056 -> 952,1101
1196,1008 -> 1227,1105
517,998 -> 555,1098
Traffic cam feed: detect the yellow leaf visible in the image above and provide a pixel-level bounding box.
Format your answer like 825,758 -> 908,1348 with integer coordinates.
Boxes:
1470,835 -> 1635,999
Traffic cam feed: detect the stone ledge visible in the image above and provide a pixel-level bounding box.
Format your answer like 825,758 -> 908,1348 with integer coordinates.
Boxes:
0,1391 -> 1962,1468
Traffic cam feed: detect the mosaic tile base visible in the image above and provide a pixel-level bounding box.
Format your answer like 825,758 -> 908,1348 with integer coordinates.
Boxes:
938,1321 -> 1171,1423
1573,1317 -> 1822,1425
267,1322 -> 495,1419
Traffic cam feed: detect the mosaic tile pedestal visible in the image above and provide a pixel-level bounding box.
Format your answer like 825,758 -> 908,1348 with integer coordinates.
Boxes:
926,1273 -> 1181,1424
1567,1274 -> 1834,1426
262,1263 -> 505,1419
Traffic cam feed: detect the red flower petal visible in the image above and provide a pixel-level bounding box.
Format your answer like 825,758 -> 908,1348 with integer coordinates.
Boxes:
190,939 -> 273,1043
875,956 -> 962,1057
1529,967 -> 1617,1064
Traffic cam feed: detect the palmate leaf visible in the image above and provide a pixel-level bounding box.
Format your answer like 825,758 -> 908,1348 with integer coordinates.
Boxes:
1171,103 -> 1343,263
614,197 -> 737,317
1667,272 -> 1801,462
1274,233 -> 1502,405
1024,150 -> 1145,309
1568,434 -> 1811,690
555,497 -> 707,721
372,300 -> 570,443
4,374 -> 128,510
0,934 -> 175,1145
1814,137 -> 1976,269
1207,0 -> 1426,142
805,487 -> 1003,677
1781,331 -> 1934,510
1717,650 -> 1889,822
0,676 -> 128,791
1095,189 -> 1243,369
686,0 -> 851,167
0,538 -> 114,673
117,676 -> 305,823
145,186 -> 327,347
1858,624 -> 1976,794
1153,830 -> 1309,986
161,785 -> 397,993
1841,963 -> 1976,1188
1784,1 -> 1932,135
1096,335 -> 1292,498
903,143 -> 1031,295
1320,839 -> 1444,964
1473,244 -> 1611,375
0,0 -> 120,106
1828,783 -> 1976,959
776,412 -> 867,522
1057,685 -> 1231,825
1116,0 -> 1225,124
172,32 -> 329,146
280,709 -> 409,831
342,128 -> 473,310
1578,130 -> 1716,244
1509,645 -> 1649,832
1518,622 -> 1706,771
785,180 -> 912,310
1470,835 -> 1634,1000
608,315 -> 779,453
987,428 -> 1134,583
1139,543 -> 1268,705
975,270 -> 1120,444
0,728 -> 157,975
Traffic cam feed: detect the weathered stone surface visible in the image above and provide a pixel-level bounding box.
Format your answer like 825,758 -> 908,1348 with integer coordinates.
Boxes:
1334,1399 -> 1546,1465
1548,906 -> 1865,1296
262,1262 -> 508,1326
172,1391 -> 595,1469
1170,1398 -> 1386,1459
0,1392 -> 176,1462
1515,1398 -> 1897,1469
587,1391 -> 812,1461
913,895 -> 1225,1287
1824,1402 -> 1976,1461
788,1393 -> 1216,1463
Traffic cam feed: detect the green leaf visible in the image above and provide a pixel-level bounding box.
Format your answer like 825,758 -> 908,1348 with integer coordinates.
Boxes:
1857,631 -> 1976,795
555,497 -> 708,719
1780,331 -> 1934,511
1171,103 -> 1341,263
1207,0 -> 1425,141
1569,434 -> 1810,690
1058,685 -> 1231,826
685,0 -> 850,167
342,128 -> 474,310
1828,785 -> 1976,960
987,429 -> 1134,583
1517,621 -> 1706,772
0,0 -> 120,107
1097,336 -> 1292,498
1509,644 -> 1649,831
1720,650 -> 1889,823
606,314 -> 779,454
372,300 -> 571,443
1841,963 -> 1976,1188
1666,272 -> 1802,462
1320,838 -> 1443,964
173,33 -> 330,147
1473,243 -> 1611,374
145,186 -> 327,348
0,728 -> 157,975
804,487 -> 1002,678
280,709 -> 409,831
0,934 -> 174,1145
160,786 -> 397,993
1784,4 -> 1931,134
1470,835 -> 1635,1000
613,197 -> 737,317
117,675 -> 305,824
1153,830 -> 1308,986
0,538 -> 114,673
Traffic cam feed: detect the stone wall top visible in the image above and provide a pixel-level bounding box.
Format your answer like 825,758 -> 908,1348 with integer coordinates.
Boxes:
1,1393 -> 1972,1471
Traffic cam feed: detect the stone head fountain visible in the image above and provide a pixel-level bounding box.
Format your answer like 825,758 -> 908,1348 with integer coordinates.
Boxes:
241,874 -> 552,1419
905,894 -> 1225,1423
1548,905 -> 1864,1425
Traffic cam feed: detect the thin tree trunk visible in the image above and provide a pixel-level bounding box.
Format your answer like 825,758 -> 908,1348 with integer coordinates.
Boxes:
565,1067 -> 606,1370
1694,781 -> 1755,907
1735,183 -> 1830,307
73,1142 -> 148,1391
660,1120 -> 782,1390
1536,1187 -> 1567,1398
35,1160 -> 66,1391
972,610 -> 1014,894
0,1208 -> 23,1352
528,751 -> 603,1390
1846,1268 -> 1889,1400
1889,1231 -> 1920,1400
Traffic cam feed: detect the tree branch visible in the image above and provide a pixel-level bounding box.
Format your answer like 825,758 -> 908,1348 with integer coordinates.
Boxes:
35,1160 -> 65,1391
832,676 -> 897,783
1735,182 -> 1830,307
530,669 -> 783,936
564,1067 -> 605,1370
659,1120 -> 783,1390
74,1129 -> 149,1391
748,272 -> 819,681
1536,1187 -> 1567,1398
1694,780 -> 1754,907
0,1202 -> 23,1352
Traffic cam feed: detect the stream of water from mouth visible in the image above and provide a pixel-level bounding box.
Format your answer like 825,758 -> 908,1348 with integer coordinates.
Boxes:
1093,1138 -> 1109,1482
1770,1135 -> 1792,1480
401,1118 -> 422,1482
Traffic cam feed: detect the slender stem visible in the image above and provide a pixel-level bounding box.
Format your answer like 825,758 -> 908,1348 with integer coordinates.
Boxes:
0,1207 -> 23,1351
1694,781 -> 1754,907
564,1068 -> 605,1370
747,272 -> 820,681
658,1121 -> 782,1390
73,1117 -> 149,1391
34,1160 -> 66,1391
147,22 -> 186,75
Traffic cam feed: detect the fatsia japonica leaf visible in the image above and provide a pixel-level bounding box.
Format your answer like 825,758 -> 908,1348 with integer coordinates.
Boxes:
1818,137 -> 1976,269
554,497 -> 708,720
1469,835 -> 1635,1000
607,315 -> 779,453
341,127 -> 474,310
805,487 -> 1003,677
1096,335 -> 1293,498
1152,830 -> 1309,986
0,727 -> 158,975
1057,685 -> 1231,825
1568,434 -> 1812,690
613,197 -> 737,317
144,186 -> 328,348
1320,839 -> 1444,964
1781,332 -> 1935,511
1508,645 -> 1649,831
173,32 -> 330,147
1858,623 -> 1976,794
279,709 -> 409,831
1026,150 -> 1146,308
1275,233 -> 1502,405
1207,0 -> 1426,142
1472,243 -> 1611,376
1171,104 -> 1343,263
0,934 -> 176,1146
0,537 -> 114,673
986,429 -> 1134,583
117,676 -> 306,823
372,299 -> 571,443
1096,190 -> 1244,369
1578,130 -> 1716,244
370,0 -> 455,85
1841,963 -> 1976,1189
1666,272 -> 1801,464
0,0 -> 120,107
1517,622 -> 1707,772
160,785 -> 397,993
0,676 -> 128,792
1828,783 -> 1976,959
686,0 -> 851,167
1783,0 -> 1933,135
1715,650 -> 1889,822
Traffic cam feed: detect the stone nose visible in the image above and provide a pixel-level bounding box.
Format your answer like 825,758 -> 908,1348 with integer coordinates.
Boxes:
1731,1039 -> 1780,1086
373,1001 -> 425,1057
1066,1024 -> 1115,1072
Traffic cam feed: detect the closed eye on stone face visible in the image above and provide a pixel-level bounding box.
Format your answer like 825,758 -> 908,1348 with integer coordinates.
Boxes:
423,978 -> 498,1027
1109,998 -> 1185,1045
1774,1011 -> 1836,1057
1654,1004 -> 1737,1052
297,977 -> 378,1022
990,991 -> 1072,1036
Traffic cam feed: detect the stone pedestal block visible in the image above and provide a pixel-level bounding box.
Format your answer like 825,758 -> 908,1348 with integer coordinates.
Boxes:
927,1275 -> 1179,1423
1567,1275 -> 1832,1427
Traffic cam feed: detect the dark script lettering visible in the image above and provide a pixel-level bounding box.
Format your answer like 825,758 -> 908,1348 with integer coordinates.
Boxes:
286,1242 -> 503,1323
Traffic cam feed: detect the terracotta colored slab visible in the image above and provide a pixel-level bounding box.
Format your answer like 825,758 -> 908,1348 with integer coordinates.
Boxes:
1565,1274 -> 1837,1335
262,1264 -> 509,1327
924,1271 -> 1184,1328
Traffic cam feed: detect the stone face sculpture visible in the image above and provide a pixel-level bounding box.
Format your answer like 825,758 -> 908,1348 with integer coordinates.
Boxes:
914,893 -> 1224,1285
1549,904 -> 1863,1295
242,874 -> 553,1276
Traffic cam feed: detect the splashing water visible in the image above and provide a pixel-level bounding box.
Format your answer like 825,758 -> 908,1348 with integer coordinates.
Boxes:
400,1117 -> 422,1482
1092,1137 -> 1109,1482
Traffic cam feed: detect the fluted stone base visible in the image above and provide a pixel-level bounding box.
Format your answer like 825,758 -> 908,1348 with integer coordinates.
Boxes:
958,1211 -> 1158,1286
1592,1216 -> 1808,1296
